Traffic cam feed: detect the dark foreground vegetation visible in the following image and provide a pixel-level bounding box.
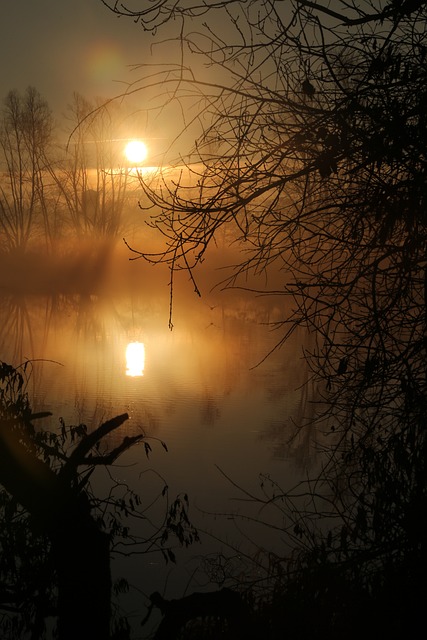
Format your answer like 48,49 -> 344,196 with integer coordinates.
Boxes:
1,0 -> 427,637
0,361 -> 199,639
0,353 -> 425,637
106,0 -> 427,637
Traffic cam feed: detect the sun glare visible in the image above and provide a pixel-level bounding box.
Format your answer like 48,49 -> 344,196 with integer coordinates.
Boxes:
124,140 -> 148,164
126,341 -> 145,377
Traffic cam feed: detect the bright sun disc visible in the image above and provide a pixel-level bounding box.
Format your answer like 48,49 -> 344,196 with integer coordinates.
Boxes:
124,140 -> 148,164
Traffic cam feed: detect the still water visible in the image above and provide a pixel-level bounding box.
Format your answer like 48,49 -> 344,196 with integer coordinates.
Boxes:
0,245 -> 318,627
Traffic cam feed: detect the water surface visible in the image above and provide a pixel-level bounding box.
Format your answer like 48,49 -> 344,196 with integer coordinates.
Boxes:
0,247 -> 318,620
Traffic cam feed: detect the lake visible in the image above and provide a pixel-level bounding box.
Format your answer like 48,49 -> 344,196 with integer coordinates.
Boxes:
0,239 -> 319,632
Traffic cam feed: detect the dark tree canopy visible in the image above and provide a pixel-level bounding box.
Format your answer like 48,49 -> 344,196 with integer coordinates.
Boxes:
100,1 -> 427,635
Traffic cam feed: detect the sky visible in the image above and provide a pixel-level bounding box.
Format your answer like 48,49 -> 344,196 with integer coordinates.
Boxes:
1,0 -> 154,119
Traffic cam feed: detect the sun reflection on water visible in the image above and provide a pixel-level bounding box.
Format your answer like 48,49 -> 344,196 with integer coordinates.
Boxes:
126,341 -> 145,377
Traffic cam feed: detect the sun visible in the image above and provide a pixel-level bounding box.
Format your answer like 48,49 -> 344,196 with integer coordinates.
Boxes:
124,140 -> 148,164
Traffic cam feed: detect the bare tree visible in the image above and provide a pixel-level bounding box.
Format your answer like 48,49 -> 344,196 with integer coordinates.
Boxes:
52,93 -> 130,239
0,87 -> 53,252
100,1 -> 427,635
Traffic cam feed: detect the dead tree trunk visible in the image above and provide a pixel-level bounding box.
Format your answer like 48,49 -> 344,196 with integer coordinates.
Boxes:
50,509 -> 111,640
0,416 -> 131,639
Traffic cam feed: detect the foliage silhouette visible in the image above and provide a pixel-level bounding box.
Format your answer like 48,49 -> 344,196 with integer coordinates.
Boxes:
0,360 -> 199,640
101,0 -> 427,636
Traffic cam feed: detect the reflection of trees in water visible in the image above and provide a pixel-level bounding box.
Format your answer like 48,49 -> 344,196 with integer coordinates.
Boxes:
49,295 -> 161,433
0,290 -> 310,458
256,326 -> 321,466
0,294 -> 57,400
203,299 -> 282,398
71,293 -> 111,341
259,370 -> 321,467
72,393 -> 161,447
200,392 -> 221,427
0,295 -> 35,363
188,298 -> 315,440
0,293 -> 159,432
287,382 -> 324,469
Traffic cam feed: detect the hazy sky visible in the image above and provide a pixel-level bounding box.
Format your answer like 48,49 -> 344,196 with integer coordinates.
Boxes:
1,1 -> 152,117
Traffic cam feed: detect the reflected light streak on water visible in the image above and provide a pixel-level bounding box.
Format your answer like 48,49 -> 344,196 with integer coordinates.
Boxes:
125,341 -> 145,377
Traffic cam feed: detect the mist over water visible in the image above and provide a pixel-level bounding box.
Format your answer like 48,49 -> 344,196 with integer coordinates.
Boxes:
0,225 -> 319,616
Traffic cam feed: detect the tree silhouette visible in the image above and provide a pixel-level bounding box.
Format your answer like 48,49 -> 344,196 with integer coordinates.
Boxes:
52,93 -> 130,239
0,360 -> 199,639
0,87 -> 53,252
102,0 -> 427,635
